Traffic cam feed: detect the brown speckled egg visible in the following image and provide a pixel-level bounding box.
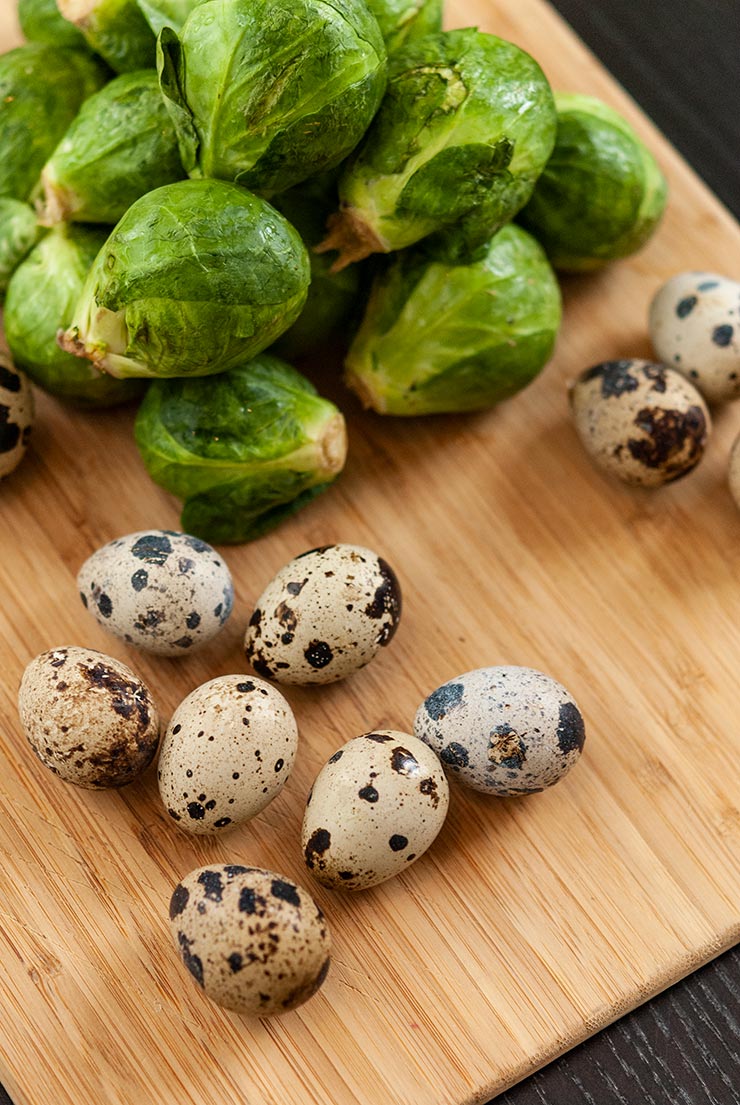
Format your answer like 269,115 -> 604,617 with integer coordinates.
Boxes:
414,666 -> 585,796
77,530 -> 234,656
17,646 -> 160,788
569,359 -> 710,486
158,675 -> 298,835
244,543 -> 402,685
169,864 -> 331,1016
0,354 -> 33,480
302,730 -> 449,891
649,272 -> 740,402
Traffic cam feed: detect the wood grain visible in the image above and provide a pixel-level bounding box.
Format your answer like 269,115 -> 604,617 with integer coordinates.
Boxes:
1,2 -> 740,1104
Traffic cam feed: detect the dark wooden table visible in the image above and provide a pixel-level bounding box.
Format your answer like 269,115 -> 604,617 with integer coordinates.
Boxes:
1,2 -> 738,1104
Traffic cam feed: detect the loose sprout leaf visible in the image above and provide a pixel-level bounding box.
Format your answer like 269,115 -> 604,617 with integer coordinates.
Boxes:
157,26 -> 200,176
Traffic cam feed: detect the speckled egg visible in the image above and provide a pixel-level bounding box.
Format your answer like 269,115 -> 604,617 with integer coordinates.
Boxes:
414,666 -> 585,796
169,864 -> 331,1016
649,271 -> 740,402
302,730 -> 449,891
18,646 -> 160,788
569,359 -> 710,486
244,544 -> 402,685
77,530 -> 234,656
158,675 -> 298,835
0,354 -> 33,480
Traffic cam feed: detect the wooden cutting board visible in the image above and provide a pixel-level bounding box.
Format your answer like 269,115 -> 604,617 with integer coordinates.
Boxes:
1,2 -> 739,1103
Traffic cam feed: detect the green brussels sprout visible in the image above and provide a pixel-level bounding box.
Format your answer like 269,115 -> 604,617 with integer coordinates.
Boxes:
5,225 -> 144,407
367,0 -> 442,54
136,0 -> 207,35
344,224 -> 562,415
135,354 -> 348,543
318,29 -> 557,267
38,71 -> 185,226
0,199 -> 45,300
59,179 -> 311,379
157,0 -> 387,195
519,93 -> 668,272
57,0 -> 155,72
0,44 -> 107,203
18,0 -> 90,49
271,183 -> 362,359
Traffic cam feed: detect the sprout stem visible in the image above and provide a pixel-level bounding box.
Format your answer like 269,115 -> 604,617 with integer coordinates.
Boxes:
319,413 -> 348,475
315,208 -> 386,272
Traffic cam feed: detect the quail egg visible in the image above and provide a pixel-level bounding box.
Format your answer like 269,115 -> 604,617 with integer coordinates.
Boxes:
570,358 -> 710,486
158,675 -> 298,835
414,666 -> 585,795
302,730 -> 449,891
169,864 -> 331,1016
0,354 -> 33,480
726,431 -> 740,513
18,646 -> 160,788
77,530 -> 234,656
244,544 -> 402,685
649,271 -> 740,402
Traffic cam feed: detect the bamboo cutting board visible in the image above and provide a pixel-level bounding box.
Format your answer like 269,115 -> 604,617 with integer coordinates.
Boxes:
1,1 -> 739,1103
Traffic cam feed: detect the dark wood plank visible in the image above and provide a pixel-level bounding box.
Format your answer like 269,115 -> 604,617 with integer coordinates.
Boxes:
495,0 -> 740,1100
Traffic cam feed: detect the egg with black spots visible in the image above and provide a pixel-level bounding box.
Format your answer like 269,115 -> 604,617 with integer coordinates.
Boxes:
158,675 -> 298,835
244,544 -> 402,685
77,530 -> 234,656
169,864 -> 331,1016
414,666 -> 585,795
0,354 -> 33,480
569,359 -> 710,486
301,730 -> 448,891
649,272 -> 740,402
17,646 -> 160,788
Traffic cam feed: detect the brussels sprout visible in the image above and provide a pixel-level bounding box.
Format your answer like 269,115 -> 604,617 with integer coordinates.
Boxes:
135,355 -> 348,544
158,0 -> 387,195
59,179 -> 311,379
0,199 -> 45,300
344,224 -> 562,415
137,0 -> 206,35
0,45 -> 108,203
318,29 -> 557,268
367,0 -> 442,54
19,0 -> 90,49
519,93 -> 668,272
5,225 -> 144,407
38,71 -> 185,226
271,183 -> 362,359
57,0 -> 155,72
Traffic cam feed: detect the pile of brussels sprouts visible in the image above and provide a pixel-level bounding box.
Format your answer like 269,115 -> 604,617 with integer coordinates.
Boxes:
0,0 -> 668,543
